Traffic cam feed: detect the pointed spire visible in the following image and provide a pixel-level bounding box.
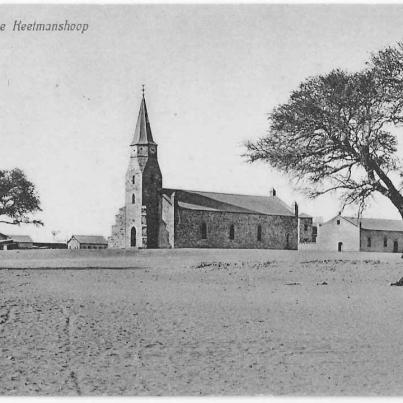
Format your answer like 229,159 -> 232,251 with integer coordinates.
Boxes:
131,88 -> 155,146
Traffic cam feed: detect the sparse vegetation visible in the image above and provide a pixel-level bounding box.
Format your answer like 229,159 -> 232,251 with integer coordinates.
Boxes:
0,168 -> 42,226
246,42 -> 403,218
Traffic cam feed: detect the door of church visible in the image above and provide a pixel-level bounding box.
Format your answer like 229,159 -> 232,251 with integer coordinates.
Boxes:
131,227 -> 136,247
394,240 -> 398,253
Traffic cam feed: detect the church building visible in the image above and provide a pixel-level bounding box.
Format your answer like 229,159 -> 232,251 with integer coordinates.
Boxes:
108,94 -> 312,249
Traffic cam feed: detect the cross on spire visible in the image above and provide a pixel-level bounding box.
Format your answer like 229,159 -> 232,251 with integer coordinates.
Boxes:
142,84 -> 145,98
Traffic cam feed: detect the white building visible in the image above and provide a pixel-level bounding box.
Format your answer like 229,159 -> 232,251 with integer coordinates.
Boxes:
67,235 -> 108,250
317,215 -> 403,253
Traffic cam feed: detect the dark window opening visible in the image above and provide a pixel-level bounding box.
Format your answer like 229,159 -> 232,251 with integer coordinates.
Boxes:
132,194 -> 135,204
394,240 -> 399,253
384,237 -> 388,247
229,224 -> 235,240
367,237 -> 371,248
336,220 -> 340,225
312,226 -> 318,242
304,224 -> 308,231
257,225 -> 262,241
132,175 -> 135,184
131,227 -> 136,247
338,242 -> 343,252
201,222 -> 207,239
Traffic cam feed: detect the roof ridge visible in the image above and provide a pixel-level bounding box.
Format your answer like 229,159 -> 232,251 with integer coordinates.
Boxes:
342,216 -> 402,222
72,234 -> 106,237
162,187 -> 277,199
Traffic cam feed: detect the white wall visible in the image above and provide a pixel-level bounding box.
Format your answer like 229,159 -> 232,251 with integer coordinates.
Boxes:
67,238 -> 80,250
317,216 -> 360,252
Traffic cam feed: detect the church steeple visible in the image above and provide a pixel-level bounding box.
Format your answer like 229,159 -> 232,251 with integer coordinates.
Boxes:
130,90 -> 155,146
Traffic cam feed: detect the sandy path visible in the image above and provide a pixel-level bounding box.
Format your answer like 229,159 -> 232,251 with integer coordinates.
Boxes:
1,250 -> 403,395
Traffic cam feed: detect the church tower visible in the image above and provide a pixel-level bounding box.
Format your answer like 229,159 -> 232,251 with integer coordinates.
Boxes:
123,91 -> 162,248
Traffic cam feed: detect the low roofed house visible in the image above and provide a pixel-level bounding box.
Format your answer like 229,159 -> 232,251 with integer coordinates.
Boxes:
67,235 -> 108,250
317,214 -> 403,253
33,241 -> 67,249
0,234 -> 33,250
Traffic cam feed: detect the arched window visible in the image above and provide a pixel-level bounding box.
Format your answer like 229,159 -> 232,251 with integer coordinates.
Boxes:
229,224 -> 235,240
132,194 -> 135,204
131,227 -> 136,247
201,222 -> 207,239
132,175 -> 135,184
257,225 -> 262,241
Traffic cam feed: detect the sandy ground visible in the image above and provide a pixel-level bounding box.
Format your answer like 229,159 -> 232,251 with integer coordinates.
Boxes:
1,248 -> 403,395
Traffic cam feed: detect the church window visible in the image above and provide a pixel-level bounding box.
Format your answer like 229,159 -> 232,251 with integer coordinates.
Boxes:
132,175 -> 135,184
367,237 -> 372,248
229,224 -> 235,240
384,236 -> 388,247
257,225 -> 262,241
132,194 -> 135,204
201,222 -> 207,239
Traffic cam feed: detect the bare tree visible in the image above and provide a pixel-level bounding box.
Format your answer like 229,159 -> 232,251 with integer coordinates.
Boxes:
246,43 -> 403,217
0,168 -> 43,226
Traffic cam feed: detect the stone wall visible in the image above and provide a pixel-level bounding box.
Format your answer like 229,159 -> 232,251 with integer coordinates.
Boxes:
141,157 -> 162,249
159,191 -> 175,248
174,208 -> 298,249
299,217 -> 313,243
108,207 -> 126,248
360,229 -> 403,253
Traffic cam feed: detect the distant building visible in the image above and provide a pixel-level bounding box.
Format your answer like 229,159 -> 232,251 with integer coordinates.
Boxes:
0,234 -> 33,250
317,214 -> 403,253
67,235 -> 108,250
108,93 -> 313,250
33,242 -> 67,249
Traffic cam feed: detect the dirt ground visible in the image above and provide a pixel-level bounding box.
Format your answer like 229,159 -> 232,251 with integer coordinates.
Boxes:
1,248 -> 403,395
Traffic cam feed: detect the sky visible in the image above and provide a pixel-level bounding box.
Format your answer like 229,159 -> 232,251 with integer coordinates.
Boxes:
1,4 -> 403,241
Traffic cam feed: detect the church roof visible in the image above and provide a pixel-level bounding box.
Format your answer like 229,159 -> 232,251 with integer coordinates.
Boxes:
341,216 -> 403,232
163,188 -> 308,217
131,95 -> 155,146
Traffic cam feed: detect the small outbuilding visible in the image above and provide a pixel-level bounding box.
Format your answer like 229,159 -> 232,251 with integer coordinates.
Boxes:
67,235 -> 108,250
0,234 -> 34,250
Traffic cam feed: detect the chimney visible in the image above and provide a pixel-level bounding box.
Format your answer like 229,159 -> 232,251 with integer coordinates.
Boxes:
270,187 -> 276,197
292,201 -> 299,217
